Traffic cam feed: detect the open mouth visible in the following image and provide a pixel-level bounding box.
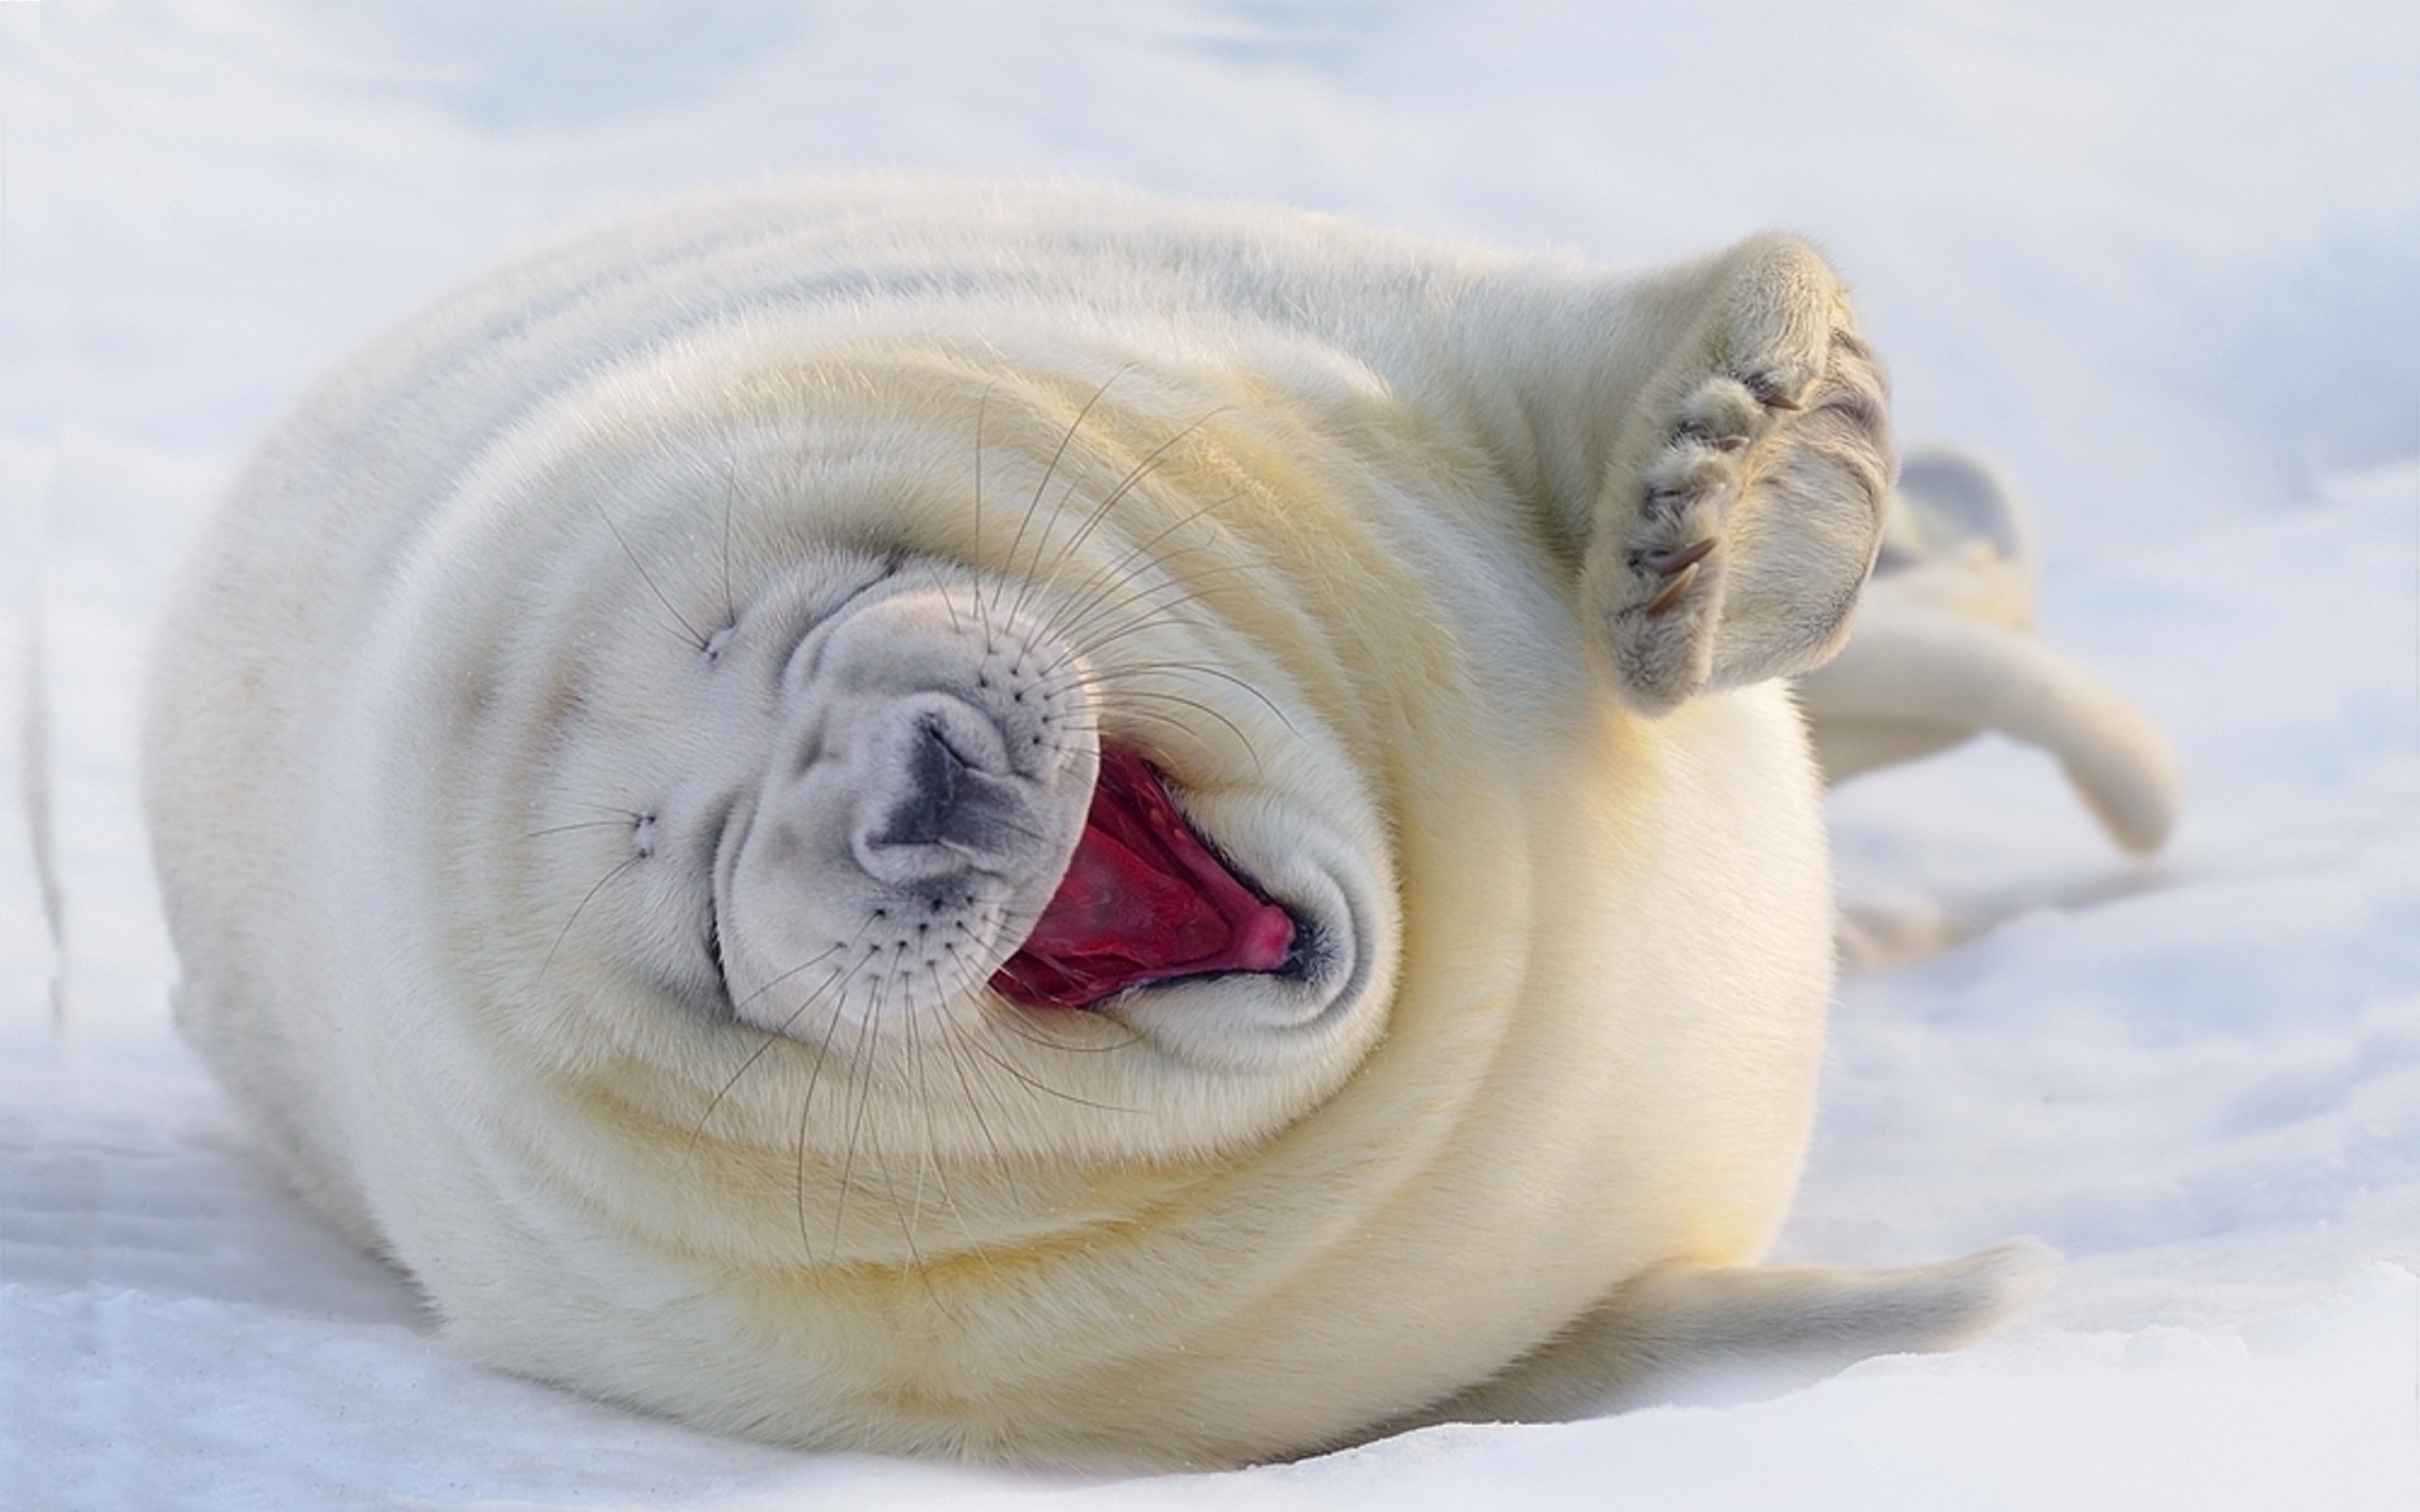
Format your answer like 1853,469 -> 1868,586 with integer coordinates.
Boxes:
991,746 -> 1295,1010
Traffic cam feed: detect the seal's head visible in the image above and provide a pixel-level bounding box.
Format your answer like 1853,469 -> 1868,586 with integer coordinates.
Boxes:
590,542 -> 1381,1159
411,338 -> 1409,1231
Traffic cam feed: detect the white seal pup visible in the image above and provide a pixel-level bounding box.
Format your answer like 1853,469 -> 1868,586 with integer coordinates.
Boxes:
146,183 -> 2046,1468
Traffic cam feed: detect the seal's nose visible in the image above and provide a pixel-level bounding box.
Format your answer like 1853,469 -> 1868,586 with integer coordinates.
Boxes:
849,695 -> 1049,888
874,716 -> 969,849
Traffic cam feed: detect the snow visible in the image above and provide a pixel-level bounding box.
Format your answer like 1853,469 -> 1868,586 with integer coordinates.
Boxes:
4,2 -> 2414,1507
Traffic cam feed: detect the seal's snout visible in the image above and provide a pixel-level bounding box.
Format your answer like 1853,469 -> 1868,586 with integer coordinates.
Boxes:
811,584 -> 1096,899
853,695 -> 1054,887
716,573 -> 1099,1035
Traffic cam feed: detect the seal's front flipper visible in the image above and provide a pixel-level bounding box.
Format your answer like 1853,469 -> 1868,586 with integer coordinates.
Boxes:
1583,235 -> 1893,715
1411,1240 -> 2054,1426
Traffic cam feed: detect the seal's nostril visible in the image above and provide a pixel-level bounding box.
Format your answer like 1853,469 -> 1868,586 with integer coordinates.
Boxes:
876,719 -> 968,849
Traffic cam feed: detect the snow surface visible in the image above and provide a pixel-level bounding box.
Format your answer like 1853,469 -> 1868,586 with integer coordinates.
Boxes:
3,3 -> 2415,1507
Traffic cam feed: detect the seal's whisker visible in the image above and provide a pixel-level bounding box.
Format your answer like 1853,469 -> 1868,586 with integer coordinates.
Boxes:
858,978 -> 922,1265
942,911 -> 1143,1059
918,963 -> 1010,1290
1080,660 -> 1299,740
791,945 -> 882,1262
878,994 -> 961,1316
960,920 -> 1147,1058
954,991 -> 1140,1113
1042,487 -> 1246,632
536,853 -> 643,985
1040,557 -> 1220,667
1035,521 -> 1232,654
994,367 -> 1131,627
937,569 -> 966,640
1073,683 -> 1268,775
1086,656 -> 1280,686
1051,578 -> 1264,664
1042,558 -> 1267,656
962,1027 -> 1138,1114
684,1026 -> 784,1160
681,960 -> 843,1238
729,936 -> 853,1019
828,957 -> 895,1257
902,969 -> 945,1233
930,961 -> 1010,1171
1011,408 -> 1230,631
1059,706 -> 1222,766
595,504 -> 711,653
1084,657 -> 1292,713
713,440 -> 742,633
540,798 -> 652,823
770,936 -> 880,1102
970,382 -> 1005,657
683,946 -> 856,1158
986,1005 -> 1145,1055
521,818 -> 643,840
941,1015 -> 1035,1153
787,947 -> 880,1053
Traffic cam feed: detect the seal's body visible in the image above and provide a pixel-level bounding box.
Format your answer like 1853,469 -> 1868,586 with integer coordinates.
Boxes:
147,184 -> 2036,1466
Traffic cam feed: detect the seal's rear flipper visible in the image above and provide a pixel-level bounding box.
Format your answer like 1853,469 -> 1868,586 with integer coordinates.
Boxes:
1802,610 -> 2181,855
1411,1240 -> 2056,1426
1800,448 -> 2180,855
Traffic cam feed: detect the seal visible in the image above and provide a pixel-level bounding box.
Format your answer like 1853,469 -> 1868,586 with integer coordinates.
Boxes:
145,182 -> 2047,1467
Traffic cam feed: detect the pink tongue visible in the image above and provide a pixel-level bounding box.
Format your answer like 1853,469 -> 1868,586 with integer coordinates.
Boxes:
991,747 -> 1294,1009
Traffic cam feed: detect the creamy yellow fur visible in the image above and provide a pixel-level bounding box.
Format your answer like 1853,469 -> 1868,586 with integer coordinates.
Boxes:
146,183 -> 2035,1467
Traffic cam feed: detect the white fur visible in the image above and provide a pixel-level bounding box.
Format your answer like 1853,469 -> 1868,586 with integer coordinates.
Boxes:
146,182 -> 2031,1467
